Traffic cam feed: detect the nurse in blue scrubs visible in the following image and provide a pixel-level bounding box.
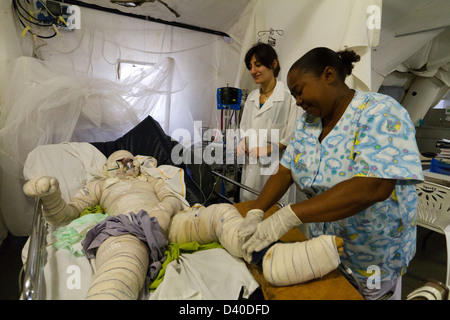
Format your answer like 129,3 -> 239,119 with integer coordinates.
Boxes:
243,47 -> 424,300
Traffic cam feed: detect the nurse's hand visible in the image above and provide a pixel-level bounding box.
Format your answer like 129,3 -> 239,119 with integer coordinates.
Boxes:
242,204 -> 302,255
238,209 -> 264,262
236,139 -> 248,157
248,145 -> 271,158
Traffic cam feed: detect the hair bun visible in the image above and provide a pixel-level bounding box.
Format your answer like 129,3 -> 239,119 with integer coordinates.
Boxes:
337,50 -> 360,76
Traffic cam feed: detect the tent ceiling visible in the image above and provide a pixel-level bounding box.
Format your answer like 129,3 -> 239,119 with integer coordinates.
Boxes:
62,0 -> 450,87
372,0 -> 450,86
65,0 -> 251,36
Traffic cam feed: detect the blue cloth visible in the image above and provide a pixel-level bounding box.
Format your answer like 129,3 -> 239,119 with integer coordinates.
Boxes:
280,91 -> 423,284
82,210 -> 168,279
251,241 -> 282,267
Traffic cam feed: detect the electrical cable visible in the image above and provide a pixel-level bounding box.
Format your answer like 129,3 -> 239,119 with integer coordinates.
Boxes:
12,0 -> 60,39
14,0 -> 46,24
13,0 -> 54,27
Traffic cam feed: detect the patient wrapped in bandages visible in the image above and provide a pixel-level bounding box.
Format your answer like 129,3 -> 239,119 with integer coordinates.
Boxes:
23,150 -> 342,299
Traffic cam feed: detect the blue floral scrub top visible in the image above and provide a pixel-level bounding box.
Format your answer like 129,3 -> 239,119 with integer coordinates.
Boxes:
280,91 -> 424,284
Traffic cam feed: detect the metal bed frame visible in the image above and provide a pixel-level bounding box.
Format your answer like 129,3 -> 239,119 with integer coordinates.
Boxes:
211,171 -> 284,207
21,170 -> 283,300
22,199 -> 46,300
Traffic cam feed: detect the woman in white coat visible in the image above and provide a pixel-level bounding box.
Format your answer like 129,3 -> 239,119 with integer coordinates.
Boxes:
237,43 -> 302,204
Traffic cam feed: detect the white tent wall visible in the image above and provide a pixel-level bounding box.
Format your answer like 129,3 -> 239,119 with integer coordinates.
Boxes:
235,0 -> 382,94
0,1 -> 30,244
17,6 -> 244,133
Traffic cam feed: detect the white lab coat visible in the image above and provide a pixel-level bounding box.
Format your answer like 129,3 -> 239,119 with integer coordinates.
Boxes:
239,80 -> 302,204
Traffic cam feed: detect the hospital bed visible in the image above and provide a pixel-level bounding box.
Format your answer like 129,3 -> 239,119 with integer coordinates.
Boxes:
21,116 -> 363,300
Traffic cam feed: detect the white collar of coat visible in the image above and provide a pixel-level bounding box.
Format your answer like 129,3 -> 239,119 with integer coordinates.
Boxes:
248,80 -> 284,103
248,80 -> 284,113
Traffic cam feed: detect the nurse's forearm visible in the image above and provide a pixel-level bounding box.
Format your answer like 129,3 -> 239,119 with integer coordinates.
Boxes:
251,164 -> 293,212
290,177 -> 396,223
278,143 -> 287,151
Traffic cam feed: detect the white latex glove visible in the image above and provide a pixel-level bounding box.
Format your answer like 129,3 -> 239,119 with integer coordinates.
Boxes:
237,209 -> 264,262
242,204 -> 302,254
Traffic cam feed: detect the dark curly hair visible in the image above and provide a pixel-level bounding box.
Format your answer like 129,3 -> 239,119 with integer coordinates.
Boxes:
289,47 -> 360,81
244,43 -> 281,78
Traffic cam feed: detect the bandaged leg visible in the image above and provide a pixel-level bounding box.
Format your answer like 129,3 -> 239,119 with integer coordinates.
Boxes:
262,235 -> 341,286
168,203 -> 243,257
86,234 -> 149,300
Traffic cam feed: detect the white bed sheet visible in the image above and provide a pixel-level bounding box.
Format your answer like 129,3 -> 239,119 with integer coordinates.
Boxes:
23,230 -> 259,300
150,248 -> 259,300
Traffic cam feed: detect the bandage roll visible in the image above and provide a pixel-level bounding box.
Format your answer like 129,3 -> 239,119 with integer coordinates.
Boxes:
262,235 -> 341,286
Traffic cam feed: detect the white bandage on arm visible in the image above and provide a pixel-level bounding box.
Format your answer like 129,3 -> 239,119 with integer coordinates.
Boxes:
86,234 -> 150,300
262,235 -> 341,286
23,176 -> 81,226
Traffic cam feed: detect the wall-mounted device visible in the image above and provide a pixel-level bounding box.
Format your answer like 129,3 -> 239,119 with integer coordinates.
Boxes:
34,0 -> 81,30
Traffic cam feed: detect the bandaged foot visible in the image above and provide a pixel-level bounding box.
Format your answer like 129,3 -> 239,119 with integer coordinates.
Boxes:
262,235 -> 343,286
23,176 -> 79,226
86,234 -> 150,300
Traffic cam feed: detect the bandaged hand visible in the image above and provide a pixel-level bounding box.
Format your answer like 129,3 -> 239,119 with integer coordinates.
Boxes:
23,176 -> 79,226
242,204 -> 302,255
23,176 -> 59,198
237,209 -> 264,262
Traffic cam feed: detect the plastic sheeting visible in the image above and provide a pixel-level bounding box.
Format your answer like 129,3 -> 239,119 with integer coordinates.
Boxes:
0,56 -> 188,236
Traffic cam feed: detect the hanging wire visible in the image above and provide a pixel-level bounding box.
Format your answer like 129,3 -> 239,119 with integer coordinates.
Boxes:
12,0 -> 58,39
11,0 -> 73,39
